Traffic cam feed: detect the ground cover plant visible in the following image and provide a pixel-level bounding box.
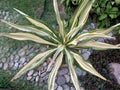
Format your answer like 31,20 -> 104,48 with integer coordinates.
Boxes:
0,0 -> 120,90
92,0 -> 120,28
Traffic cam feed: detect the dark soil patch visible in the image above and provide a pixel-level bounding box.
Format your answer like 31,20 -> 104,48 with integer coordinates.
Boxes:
82,35 -> 120,90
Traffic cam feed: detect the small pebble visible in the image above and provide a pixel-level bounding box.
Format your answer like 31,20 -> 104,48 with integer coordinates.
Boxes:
33,72 -> 38,76
27,76 -> 32,80
62,84 -> 70,90
57,86 -> 63,90
3,63 -> 8,70
58,68 -> 69,75
64,74 -> 70,83
54,83 -> 58,89
57,76 -> 66,85
70,87 -> 75,90
13,63 -> 19,70
19,57 -> 26,64
35,76 -> 39,82
28,70 -> 34,76
18,49 -> 25,56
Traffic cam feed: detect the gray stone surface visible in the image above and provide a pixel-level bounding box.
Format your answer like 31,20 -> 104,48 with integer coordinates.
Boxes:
64,74 -> 70,83
70,87 -> 75,90
75,66 -> 86,76
35,76 -> 39,82
58,68 -> 69,75
54,83 -> 58,90
62,84 -> 70,90
19,57 -> 26,64
3,63 -> 8,70
109,63 -> 120,84
57,76 -> 66,85
27,76 -> 32,80
13,63 -> 19,70
57,86 -> 63,90
28,70 -> 34,76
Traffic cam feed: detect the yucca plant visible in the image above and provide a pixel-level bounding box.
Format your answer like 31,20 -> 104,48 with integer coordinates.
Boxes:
0,0 -> 120,90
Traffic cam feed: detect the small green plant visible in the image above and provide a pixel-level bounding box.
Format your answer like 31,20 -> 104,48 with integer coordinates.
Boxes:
61,0 -> 82,12
0,0 -> 120,90
92,0 -> 120,27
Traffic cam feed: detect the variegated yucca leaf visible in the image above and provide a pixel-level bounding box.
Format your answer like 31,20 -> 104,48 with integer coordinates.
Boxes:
48,52 -> 63,90
0,0 -> 120,90
11,49 -> 56,81
77,40 -> 120,50
69,33 -> 115,45
0,32 -> 56,46
71,51 -> 107,80
65,49 -> 81,90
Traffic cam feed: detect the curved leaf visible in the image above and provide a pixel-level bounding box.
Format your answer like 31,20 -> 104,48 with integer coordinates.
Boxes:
0,32 -> 56,46
53,0 -> 65,39
71,51 -> 107,81
1,19 -> 59,43
48,52 -> 63,90
93,23 -> 120,34
13,8 -> 56,36
65,49 -> 81,90
70,0 -> 89,29
68,0 -> 95,38
69,33 -> 114,45
11,48 -> 56,81
1,19 -> 48,36
47,45 -> 64,71
77,40 -> 120,50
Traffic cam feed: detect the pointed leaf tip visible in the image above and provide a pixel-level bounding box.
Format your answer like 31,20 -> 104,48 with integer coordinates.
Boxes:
13,8 -> 28,16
